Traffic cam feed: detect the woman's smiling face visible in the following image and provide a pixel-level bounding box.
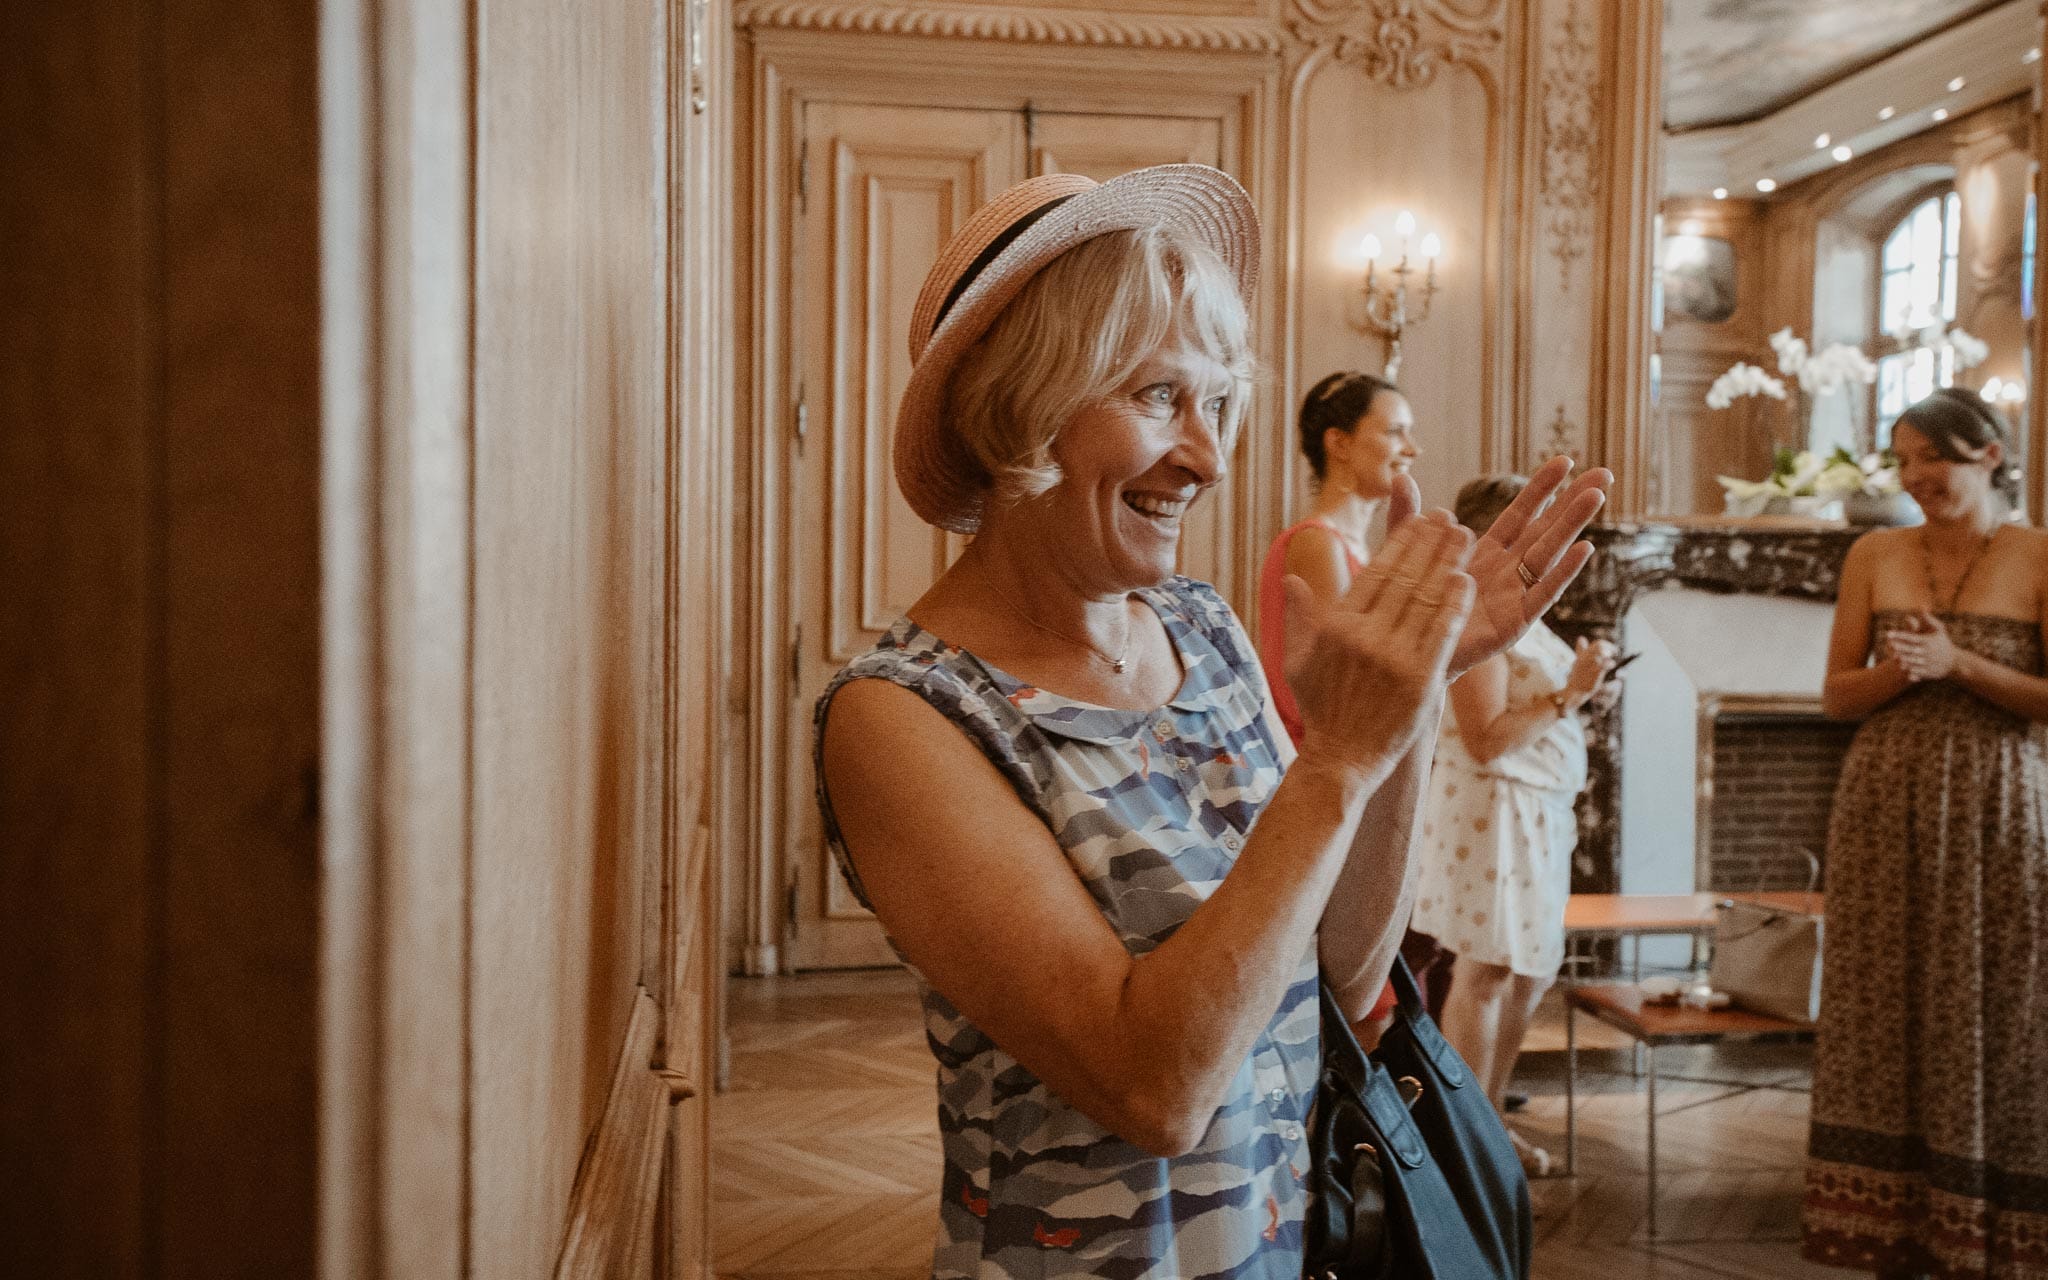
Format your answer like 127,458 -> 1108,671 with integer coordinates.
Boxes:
1024,337 -> 1233,594
1894,418 -> 2000,521
1329,389 -> 1419,499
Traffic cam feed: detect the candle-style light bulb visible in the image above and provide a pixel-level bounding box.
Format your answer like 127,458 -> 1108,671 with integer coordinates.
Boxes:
1360,233 -> 1381,263
1395,210 -> 1416,239
1419,232 -> 1442,260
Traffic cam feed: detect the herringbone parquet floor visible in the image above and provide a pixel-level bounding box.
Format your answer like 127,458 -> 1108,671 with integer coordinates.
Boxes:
714,970 -> 1841,1280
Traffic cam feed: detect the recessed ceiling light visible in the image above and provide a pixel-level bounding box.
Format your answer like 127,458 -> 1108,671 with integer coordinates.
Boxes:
1712,187 -> 1728,200
1933,107 -> 1950,122
1814,132 -> 1831,149
1832,145 -> 1853,162
1756,178 -> 1777,193
1878,106 -> 1896,120
1948,76 -> 1967,92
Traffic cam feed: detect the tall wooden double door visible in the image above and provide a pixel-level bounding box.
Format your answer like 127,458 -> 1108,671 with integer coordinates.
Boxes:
784,101 -> 1233,969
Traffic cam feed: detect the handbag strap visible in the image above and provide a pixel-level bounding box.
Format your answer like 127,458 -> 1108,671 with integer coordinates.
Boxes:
1386,953 -> 1426,1014
1317,979 -> 1372,1094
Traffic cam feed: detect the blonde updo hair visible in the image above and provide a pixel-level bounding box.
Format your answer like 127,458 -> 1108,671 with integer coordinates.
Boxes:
942,224 -> 1257,505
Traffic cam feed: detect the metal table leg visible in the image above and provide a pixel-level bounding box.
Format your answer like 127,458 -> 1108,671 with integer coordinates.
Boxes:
1564,991 -> 1577,1175
1630,937 -> 1645,1078
1645,1043 -> 1659,1240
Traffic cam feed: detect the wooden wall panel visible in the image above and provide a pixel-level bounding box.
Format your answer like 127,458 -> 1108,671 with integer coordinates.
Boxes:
0,4 -> 155,1273
1291,59 -> 1498,513
468,0 -> 668,1269
2,1 -> 323,1275
158,1 -> 324,1268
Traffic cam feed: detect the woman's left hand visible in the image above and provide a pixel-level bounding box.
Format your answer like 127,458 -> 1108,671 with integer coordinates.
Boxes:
1890,612 -> 1960,681
1398,457 -> 1610,675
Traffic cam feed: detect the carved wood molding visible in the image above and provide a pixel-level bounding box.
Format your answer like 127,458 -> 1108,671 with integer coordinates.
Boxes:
554,990 -> 672,1280
1286,0 -> 1504,89
734,1 -> 1283,51
1538,0 -> 1598,288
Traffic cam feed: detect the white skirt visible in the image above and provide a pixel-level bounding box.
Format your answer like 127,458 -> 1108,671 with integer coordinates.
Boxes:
1411,761 -> 1578,978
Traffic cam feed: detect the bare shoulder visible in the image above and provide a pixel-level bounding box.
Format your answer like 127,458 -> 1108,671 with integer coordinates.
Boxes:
1846,525 -> 1909,561
1283,523 -> 1346,573
820,674 -> 957,766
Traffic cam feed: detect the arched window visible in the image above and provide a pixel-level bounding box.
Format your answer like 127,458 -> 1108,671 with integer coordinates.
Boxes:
1875,191 -> 1961,437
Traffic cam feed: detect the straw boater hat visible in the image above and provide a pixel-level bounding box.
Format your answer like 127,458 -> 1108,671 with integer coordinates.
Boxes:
894,163 -> 1260,534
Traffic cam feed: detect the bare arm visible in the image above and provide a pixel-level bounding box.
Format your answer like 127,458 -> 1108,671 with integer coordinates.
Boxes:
1949,643 -> 2048,721
1448,654 -> 1546,764
821,517 -> 1475,1157
1822,534 -> 1913,720
1315,710 -> 1440,1021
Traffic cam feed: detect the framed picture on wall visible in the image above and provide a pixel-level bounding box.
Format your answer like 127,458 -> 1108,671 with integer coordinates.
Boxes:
1663,232 -> 1737,324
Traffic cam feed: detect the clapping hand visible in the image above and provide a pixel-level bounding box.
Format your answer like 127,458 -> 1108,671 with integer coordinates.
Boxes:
1889,612 -> 1960,682
1281,509 -> 1476,787
1425,457 -> 1612,675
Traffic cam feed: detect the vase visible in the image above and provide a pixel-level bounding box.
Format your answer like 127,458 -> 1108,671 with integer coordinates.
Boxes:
1760,496 -> 1842,520
1842,491 -> 1922,526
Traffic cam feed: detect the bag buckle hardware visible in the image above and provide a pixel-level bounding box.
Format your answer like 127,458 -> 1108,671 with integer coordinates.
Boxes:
1353,1141 -> 1377,1157
1397,1076 -> 1425,1107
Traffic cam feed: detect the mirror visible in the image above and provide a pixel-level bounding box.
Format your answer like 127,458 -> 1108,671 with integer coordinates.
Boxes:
1653,0 -> 2037,516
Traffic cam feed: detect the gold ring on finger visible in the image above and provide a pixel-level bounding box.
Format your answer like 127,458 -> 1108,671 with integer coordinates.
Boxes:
1515,560 -> 1539,589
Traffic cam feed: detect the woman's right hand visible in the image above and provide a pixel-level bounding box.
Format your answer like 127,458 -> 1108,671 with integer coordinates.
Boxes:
1282,510 -> 1476,785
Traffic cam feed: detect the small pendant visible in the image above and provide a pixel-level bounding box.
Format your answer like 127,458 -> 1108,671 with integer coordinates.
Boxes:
1113,658 -> 1126,674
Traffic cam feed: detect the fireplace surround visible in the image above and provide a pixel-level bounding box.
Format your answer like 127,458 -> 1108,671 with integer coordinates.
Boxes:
1550,517 -> 1864,896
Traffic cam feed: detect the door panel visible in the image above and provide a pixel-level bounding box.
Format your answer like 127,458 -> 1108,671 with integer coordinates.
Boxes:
790,102 -> 1022,969
787,104 -> 1231,970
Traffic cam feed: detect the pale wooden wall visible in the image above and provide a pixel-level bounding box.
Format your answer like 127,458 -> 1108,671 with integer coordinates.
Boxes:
5,0 -> 728,1274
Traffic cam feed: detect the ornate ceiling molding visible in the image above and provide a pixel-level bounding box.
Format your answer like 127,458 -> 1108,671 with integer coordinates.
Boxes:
734,2 -> 1284,52
1538,0 -> 1599,287
1286,0 -> 1504,90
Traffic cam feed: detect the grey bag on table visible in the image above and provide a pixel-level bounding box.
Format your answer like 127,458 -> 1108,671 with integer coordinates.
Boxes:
1707,899 -> 1823,1024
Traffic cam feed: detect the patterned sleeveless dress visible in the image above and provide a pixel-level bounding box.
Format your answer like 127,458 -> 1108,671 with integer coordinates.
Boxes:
1804,611 -> 2048,1278
813,577 -> 1320,1280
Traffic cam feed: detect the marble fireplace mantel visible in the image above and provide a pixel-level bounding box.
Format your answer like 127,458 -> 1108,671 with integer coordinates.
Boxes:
1549,516 -> 1864,894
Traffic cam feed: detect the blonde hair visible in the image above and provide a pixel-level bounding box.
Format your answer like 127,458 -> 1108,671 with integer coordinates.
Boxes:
943,225 -> 1256,503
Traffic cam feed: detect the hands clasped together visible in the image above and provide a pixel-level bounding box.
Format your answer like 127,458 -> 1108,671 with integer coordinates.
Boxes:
1281,457 -> 1611,786
1888,613 -> 1963,682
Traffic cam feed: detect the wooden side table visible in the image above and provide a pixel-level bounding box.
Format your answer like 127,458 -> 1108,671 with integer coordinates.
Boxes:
1564,981 -> 1814,1239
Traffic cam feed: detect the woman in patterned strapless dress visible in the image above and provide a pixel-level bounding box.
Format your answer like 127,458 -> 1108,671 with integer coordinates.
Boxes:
1803,388 -> 2048,1279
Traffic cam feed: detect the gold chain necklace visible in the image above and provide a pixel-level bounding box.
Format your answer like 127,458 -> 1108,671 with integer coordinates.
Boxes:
1920,525 -> 1997,614
973,559 -> 1132,674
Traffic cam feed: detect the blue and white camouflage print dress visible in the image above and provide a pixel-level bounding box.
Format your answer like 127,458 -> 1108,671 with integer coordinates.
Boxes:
814,576 -> 1321,1280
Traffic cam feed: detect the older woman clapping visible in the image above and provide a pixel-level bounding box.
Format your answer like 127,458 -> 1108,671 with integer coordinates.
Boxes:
813,165 -> 1608,1278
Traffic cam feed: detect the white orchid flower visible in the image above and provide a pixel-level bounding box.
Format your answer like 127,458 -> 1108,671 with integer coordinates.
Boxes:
1768,327 -> 1810,375
1706,362 -> 1788,409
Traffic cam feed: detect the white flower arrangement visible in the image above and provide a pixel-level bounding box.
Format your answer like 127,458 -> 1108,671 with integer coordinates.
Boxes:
1716,446 -> 1900,515
1708,322 -> 1985,516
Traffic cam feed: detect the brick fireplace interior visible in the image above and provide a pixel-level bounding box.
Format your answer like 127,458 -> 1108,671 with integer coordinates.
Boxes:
1616,587 -> 1848,944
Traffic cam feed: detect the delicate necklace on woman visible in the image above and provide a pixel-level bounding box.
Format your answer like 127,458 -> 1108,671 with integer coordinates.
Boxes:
1920,524 -> 1998,614
973,559 -> 1133,674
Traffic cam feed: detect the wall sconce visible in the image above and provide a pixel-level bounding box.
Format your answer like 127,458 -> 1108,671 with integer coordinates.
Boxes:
1352,210 -> 1440,380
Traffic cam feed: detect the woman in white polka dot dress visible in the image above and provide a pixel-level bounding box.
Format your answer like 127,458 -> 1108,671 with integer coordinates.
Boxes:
1412,474 -> 1614,1177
